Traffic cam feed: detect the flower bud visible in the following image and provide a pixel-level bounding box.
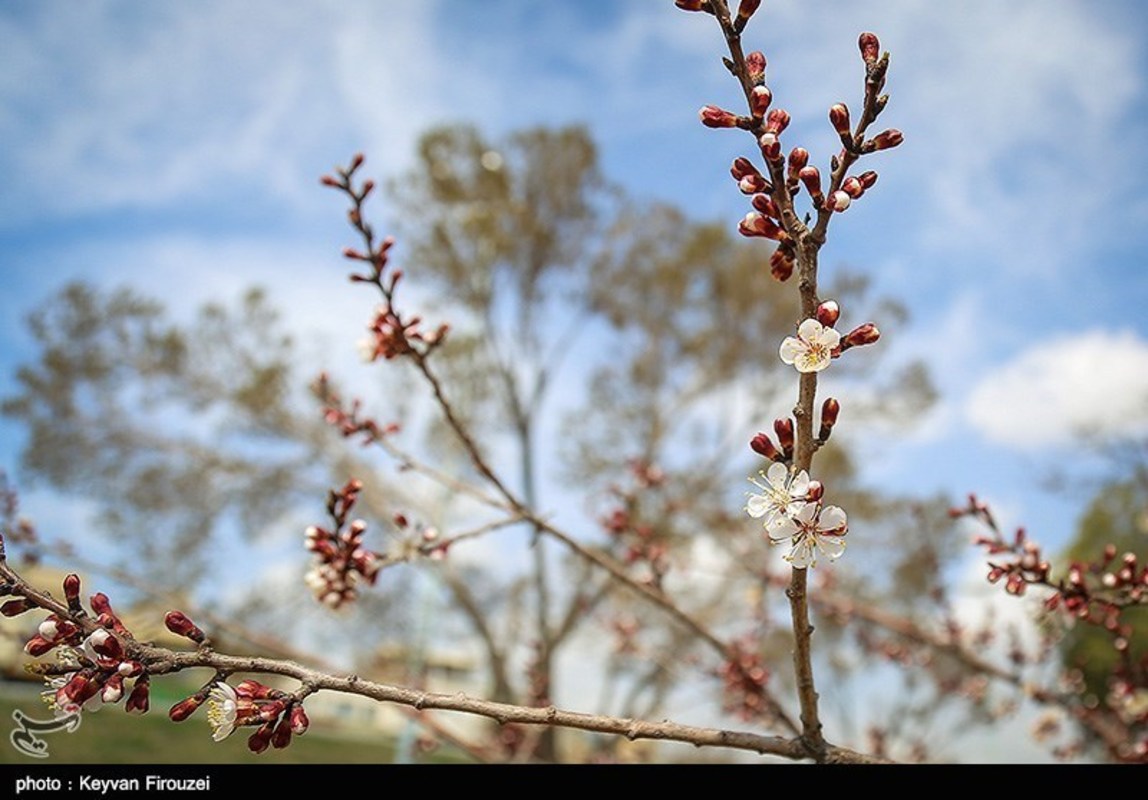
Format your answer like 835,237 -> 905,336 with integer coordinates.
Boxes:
63,574 -> 82,608
829,103 -> 851,138
816,300 -> 840,328
739,212 -> 785,241
271,715 -> 294,749
798,166 -> 823,206
675,0 -> 708,10
739,174 -> 769,195
770,246 -> 795,282
745,51 -> 767,84
867,129 -> 904,152
168,694 -> 206,722
773,418 -> 795,458
764,108 -> 790,135
24,636 -> 55,657
819,398 -> 841,441
842,176 -> 864,198
806,481 -> 825,502
787,148 -> 809,182
750,85 -> 773,119
101,674 -> 125,704
700,105 -> 741,128
126,677 -> 150,714
859,32 -> 881,64
843,323 -> 881,349
248,722 -> 275,754
290,704 -> 310,736
750,433 -> 782,462
827,190 -> 852,212
164,610 -> 206,644
236,679 -> 278,700
736,0 -> 761,24
751,193 -> 779,219
858,170 -> 878,190
757,133 -> 781,162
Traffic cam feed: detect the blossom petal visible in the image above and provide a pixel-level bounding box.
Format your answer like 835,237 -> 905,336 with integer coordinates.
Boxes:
797,318 -> 825,342
817,535 -> 846,562
768,517 -> 798,543
787,536 -> 815,568
765,462 -> 789,487
779,337 -> 803,365
746,494 -> 770,518
788,470 -> 810,498
817,505 -> 848,534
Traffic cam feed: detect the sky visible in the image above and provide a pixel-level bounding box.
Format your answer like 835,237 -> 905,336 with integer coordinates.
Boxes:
2,0 -> 1148,763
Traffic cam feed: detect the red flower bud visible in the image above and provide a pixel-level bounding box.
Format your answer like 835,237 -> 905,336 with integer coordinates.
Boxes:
750,433 -> 782,462
827,190 -> 852,212
787,148 -> 809,181
858,170 -> 878,190
816,300 -> 840,328
770,246 -> 795,282
1,598 -> 33,617
63,574 -> 82,607
24,636 -> 56,657
859,32 -> 881,64
126,677 -> 150,714
750,85 -> 773,119
819,398 -> 841,441
745,51 -> 767,83
829,103 -> 851,138
867,129 -> 904,152
164,610 -> 206,644
806,481 -> 825,502
739,212 -> 785,241
700,105 -> 741,129
675,0 -> 708,10
799,166 -> 823,205
843,323 -> 881,349
773,418 -> 795,458
248,722 -> 275,754
842,176 -> 864,199
168,694 -> 205,722
290,704 -> 310,736
751,193 -> 779,219
737,0 -> 761,23
764,108 -> 790,135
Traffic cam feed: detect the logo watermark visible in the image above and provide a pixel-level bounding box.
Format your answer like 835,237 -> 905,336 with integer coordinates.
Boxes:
9,709 -> 81,758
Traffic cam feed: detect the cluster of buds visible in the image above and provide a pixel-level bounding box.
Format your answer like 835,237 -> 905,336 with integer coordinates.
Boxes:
689,14 -> 903,281
8,576 -> 152,717
718,640 -> 771,721
312,372 -> 400,446
599,461 -> 673,588
359,300 -> 448,362
178,679 -> 309,753
304,479 -> 385,609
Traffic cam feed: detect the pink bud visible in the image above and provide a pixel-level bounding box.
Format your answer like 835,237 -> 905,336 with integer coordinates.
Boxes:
843,323 -> 881,349
745,51 -> 767,83
739,212 -> 785,241
868,129 -> 904,152
806,481 -> 825,502
827,190 -> 852,212
787,148 -> 809,181
750,85 -> 772,119
859,32 -> 881,64
829,103 -> 851,137
799,166 -> 823,204
816,300 -> 840,328
757,133 -> 781,161
842,176 -> 864,199
764,108 -> 790,135
700,105 -> 741,129
739,174 -> 769,195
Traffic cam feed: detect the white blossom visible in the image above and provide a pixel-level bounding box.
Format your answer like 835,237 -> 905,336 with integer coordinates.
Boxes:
779,318 -> 840,373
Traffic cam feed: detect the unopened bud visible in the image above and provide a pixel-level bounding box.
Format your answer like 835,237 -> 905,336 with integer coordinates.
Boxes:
745,51 -> 767,83
866,129 -> 904,152
770,246 -> 795,282
829,103 -> 851,138
164,610 -> 206,644
750,85 -> 773,119
787,148 -> 809,182
843,323 -> 881,349
24,636 -> 55,657
827,190 -> 852,212
736,0 -> 761,24
63,574 -> 82,608
764,108 -> 790,135
816,300 -> 840,328
290,704 -> 310,736
125,677 -> 150,714
773,418 -> 795,458
739,212 -> 785,241
675,0 -> 709,10
101,674 -> 125,704
751,193 -> 779,220
271,716 -> 293,750
799,166 -> 823,205
858,170 -> 878,190
842,176 -> 864,198
169,694 -> 206,722
1,598 -> 34,617
859,32 -> 881,64
806,481 -> 825,502
248,722 -> 275,754
750,433 -> 782,462
819,398 -> 841,441
700,105 -> 741,129
758,132 -> 781,161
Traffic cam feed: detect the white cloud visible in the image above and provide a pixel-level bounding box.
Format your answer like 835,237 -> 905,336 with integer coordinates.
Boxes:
967,329 -> 1148,448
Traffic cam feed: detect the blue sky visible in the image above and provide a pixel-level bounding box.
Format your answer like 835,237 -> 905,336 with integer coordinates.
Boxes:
2,0 -> 1148,761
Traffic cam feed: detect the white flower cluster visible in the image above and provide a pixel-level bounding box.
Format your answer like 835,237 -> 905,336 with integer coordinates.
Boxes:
746,462 -> 848,568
